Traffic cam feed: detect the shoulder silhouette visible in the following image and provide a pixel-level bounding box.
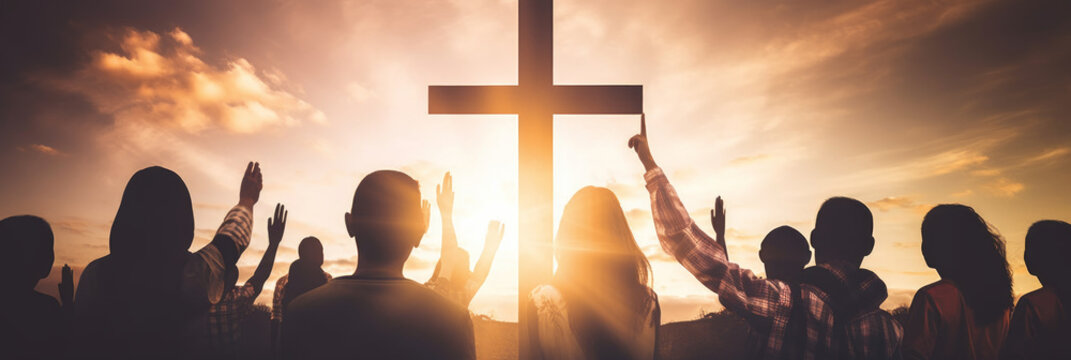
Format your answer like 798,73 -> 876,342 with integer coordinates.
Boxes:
0,215 -> 63,359
281,170 -> 475,360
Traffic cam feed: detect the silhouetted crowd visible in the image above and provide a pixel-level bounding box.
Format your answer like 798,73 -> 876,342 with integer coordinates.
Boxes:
1,116 -> 1068,359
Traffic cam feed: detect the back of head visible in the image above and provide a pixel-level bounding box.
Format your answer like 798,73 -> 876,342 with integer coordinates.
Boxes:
282,259 -> 328,310
347,170 -> 424,264
0,215 -> 54,292
921,204 -> 1012,324
811,197 -> 874,265
554,187 -> 653,358
298,236 -> 325,266
555,186 -> 651,290
760,226 -> 811,281
110,166 -> 195,261
1025,220 -> 1071,287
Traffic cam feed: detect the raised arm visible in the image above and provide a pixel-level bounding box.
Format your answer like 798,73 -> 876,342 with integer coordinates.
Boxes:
184,162 -> 261,306
628,115 -> 790,319
247,203 -> 287,295
711,196 -> 727,260
434,172 -> 468,281
211,161 -> 262,265
438,172 -> 458,253
469,221 -> 505,291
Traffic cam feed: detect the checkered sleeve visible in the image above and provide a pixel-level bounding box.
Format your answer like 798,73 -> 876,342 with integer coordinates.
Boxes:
272,275 -> 287,321
215,204 -> 253,253
233,283 -> 258,318
645,167 -> 792,320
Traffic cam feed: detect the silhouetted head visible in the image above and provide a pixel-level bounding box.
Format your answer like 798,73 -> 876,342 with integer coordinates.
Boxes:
0,215 -> 55,291
553,187 -> 654,356
1024,220 -> 1071,288
922,204 -> 1013,324
810,197 -> 874,267
345,170 -> 425,267
298,236 -> 325,266
759,226 -> 811,283
282,258 -> 328,310
110,166 -> 195,261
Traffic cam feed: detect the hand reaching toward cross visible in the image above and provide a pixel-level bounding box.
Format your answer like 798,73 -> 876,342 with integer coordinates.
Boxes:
628,113 -> 658,171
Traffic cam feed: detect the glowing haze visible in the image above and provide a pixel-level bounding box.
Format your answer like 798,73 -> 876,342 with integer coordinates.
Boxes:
2,0 -> 1070,323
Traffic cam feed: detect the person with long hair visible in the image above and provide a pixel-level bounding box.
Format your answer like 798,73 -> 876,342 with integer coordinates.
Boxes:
74,163 -> 262,359
528,186 -> 660,360
1000,220 -> 1071,359
903,204 -> 1014,359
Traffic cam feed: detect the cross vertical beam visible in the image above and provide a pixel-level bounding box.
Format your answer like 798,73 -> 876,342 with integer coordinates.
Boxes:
427,0 -> 641,358
517,0 -> 554,358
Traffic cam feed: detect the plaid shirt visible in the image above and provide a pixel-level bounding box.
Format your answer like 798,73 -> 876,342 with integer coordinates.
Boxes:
188,204 -> 255,306
645,167 -> 902,360
204,283 -> 258,356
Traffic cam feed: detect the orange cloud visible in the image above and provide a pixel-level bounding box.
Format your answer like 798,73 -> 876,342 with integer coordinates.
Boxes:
64,27 -> 325,134
983,178 -> 1025,197
866,196 -> 933,214
17,144 -> 66,156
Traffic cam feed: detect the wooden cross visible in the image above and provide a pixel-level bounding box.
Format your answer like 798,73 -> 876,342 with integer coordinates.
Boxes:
428,0 -> 642,356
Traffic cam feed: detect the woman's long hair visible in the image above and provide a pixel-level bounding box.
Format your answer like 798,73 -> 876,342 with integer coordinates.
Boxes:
86,166 -> 197,357
922,204 -> 1013,325
552,186 -> 654,359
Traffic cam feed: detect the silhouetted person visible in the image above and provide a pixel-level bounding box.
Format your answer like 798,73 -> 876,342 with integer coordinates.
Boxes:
710,197 -> 811,283
629,114 -> 901,359
0,215 -> 63,359
1000,220 -> 1071,359
271,236 -> 332,356
425,172 -> 505,307
528,186 -> 660,360
74,163 -> 262,359
903,204 -> 1013,359
710,197 -> 812,358
281,170 -> 475,359
193,203 -> 289,359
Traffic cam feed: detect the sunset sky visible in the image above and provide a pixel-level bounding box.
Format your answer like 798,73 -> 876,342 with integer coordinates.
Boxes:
3,0 -> 1070,323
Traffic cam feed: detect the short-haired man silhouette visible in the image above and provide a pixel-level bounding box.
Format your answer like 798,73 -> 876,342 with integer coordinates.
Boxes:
630,115 -> 901,359
0,215 -> 63,359
271,236 -> 333,356
711,197 -> 812,358
281,170 -> 475,360
1000,220 -> 1071,359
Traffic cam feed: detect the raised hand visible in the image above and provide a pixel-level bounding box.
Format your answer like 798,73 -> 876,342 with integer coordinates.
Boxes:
711,196 -> 727,252
484,221 -> 505,250
239,161 -> 263,208
470,220 -> 505,301
58,264 -> 74,307
421,199 -> 432,233
436,172 -> 454,219
267,203 -> 287,245
627,113 -> 657,171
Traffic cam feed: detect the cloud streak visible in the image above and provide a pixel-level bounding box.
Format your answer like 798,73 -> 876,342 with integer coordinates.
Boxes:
59,27 -> 325,134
